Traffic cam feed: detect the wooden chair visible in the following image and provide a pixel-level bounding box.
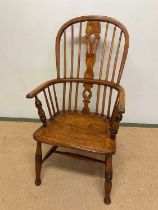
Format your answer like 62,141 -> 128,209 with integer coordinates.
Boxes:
26,16 -> 129,204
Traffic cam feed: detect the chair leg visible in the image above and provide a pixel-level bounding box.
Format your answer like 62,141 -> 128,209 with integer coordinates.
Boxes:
35,141 -> 42,186
104,155 -> 112,205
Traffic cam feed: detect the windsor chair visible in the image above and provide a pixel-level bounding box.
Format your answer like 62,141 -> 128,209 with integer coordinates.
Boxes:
26,16 -> 129,204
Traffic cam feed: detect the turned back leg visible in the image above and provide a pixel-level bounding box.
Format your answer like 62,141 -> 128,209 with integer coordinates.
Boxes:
35,141 -> 42,186
104,155 -> 112,204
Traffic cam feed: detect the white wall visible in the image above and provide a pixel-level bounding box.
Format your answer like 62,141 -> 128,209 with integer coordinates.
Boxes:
0,0 -> 158,123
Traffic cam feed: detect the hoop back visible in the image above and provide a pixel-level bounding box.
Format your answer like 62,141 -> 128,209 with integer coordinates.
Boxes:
55,16 -> 129,114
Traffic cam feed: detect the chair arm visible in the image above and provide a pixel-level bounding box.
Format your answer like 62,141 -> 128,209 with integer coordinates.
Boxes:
26,79 -> 59,127
110,86 -> 125,140
117,87 -> 125,114
26,79 -> 58,98
26,78 -> 125,99
26,78 -> 125,128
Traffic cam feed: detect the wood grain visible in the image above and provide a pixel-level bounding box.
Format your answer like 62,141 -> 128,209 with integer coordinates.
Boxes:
26,15 -> 129,205
82,21 -> 101,113
33,112 -> 116,154
35,142 -> 42,186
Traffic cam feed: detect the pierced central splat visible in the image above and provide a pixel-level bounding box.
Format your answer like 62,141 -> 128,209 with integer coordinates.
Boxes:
82,21 -> 101,113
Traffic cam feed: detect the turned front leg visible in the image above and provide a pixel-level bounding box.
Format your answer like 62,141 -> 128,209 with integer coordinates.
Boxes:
35,142 -> 42,186
104,155 -> 112,204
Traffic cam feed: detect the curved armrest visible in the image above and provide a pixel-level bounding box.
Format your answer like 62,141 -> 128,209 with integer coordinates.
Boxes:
26,78 -> 125,99
26,78 -> 125,129
117,87 -> 125,114
26,79 -> 57,98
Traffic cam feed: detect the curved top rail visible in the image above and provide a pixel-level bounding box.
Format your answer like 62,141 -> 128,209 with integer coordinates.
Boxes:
55,16 -> 129,81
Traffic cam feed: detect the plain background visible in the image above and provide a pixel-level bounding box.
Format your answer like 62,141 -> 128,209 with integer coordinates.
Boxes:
0,0 -> 158,123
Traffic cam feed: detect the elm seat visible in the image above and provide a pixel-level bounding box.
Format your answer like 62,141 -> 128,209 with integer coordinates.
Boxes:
33,112 -> 116,154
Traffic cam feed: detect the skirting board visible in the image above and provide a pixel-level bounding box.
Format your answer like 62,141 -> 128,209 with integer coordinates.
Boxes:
0,117 -> 158,128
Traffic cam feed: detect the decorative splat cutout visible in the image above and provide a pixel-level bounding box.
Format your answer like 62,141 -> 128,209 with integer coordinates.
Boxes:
82,21 -> 101,113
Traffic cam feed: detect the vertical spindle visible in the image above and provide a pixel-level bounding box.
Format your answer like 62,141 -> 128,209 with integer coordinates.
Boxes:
101,26 -> 116,115
43,89 -> 53,119
53,84 -> 59,113
48,86 -> 56,115
74,22 -> 82,111
63,30 -> 67,111
96,23 -> 109,113
68,25 -> 74,111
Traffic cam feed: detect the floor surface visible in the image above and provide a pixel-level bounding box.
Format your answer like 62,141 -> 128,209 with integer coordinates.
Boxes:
0,121 -> 158,210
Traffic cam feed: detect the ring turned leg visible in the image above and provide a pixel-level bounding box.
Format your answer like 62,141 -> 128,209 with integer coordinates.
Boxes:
35,142 -> 42,186
104,155 -> 112,205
